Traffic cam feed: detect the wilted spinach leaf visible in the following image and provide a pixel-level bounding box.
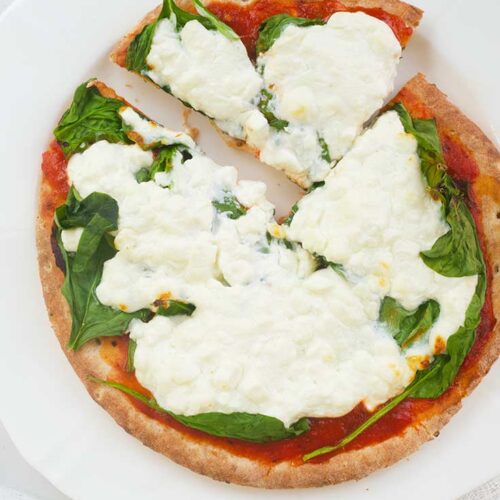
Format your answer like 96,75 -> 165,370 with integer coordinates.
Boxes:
258,89 -> 289,131
318,137 -> 331,163
256,14 -> 325,55
126,22 -> 159,73
135,146 -> 179,184
191,0 -> 238,40
314,254 -> 345,278
54,81 -> 131,156
420,197 -> 484,277
379,297 -> 440,348
157,300 -> 196,317
55,188 -> 150,350
212,193 -> 247,219
91,377 -> 310,442
126,338 -> 137,373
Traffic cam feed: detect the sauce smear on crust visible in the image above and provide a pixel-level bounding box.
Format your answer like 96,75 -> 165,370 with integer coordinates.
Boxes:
41,141 -> 68,217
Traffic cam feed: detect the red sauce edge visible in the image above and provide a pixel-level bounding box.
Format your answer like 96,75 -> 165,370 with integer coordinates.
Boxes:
204,0 -> 412,59
41,140 -> 68,208
43,91 -> 495,466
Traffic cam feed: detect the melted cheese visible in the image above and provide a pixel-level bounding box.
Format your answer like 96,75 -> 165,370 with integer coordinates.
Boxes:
61,227 -> 83,252
286,111 -> 478,355
145,12 -> 401,187
63,111 -> 477,425
258,12 -> 401,166
120,107 -> 195,148
146,19 -> 261,137
130,271 -> 411,425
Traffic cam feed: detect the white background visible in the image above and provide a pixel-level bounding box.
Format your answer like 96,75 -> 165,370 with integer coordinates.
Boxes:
0,2 -> 68,499
0,0 -> 498,499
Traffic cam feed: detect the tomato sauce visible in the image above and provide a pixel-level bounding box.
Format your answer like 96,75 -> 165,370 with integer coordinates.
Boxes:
41,140 -> 68,211
205,0 -> 413,59
43,84 -> 496,463
100,336 -> 426,463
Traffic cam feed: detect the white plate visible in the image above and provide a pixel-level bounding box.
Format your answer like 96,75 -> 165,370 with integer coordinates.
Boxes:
0,0 -> 498,499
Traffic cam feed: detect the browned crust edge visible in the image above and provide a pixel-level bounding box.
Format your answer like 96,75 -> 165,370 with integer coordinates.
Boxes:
36,76 -> 499,488
341,0 -> 422,28
110,0 -> 422,67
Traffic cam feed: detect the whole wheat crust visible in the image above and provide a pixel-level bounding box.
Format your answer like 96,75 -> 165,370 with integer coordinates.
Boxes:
110,0 -> 423,188
36,75 -> 499,488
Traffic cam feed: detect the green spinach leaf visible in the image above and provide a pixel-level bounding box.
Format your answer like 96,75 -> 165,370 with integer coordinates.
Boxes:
54,81 -> 131,157
135,167 -> 152,183
160,0 -> 238,39
420,197 -> 484,277
410,273 -> 485,398
394,103 -> 445,189
212,193 -> 247,219
55,188 -> 118,230
256,14 -> 325,55
126,338 -> 137,373
258,89 -> 289,131
309,181 -> 325,191
91,377 -> 310,442
126,22 -> 159,73
55,189 -> 150,350
379,296 -> 440,347
314,254 -> 345,278
192,0 -> 238,40
157,300 -> 196,317
135,147 -> 178,184
318,137 -> 331,163
266,231 -> 294,251
150,147 -> 177,177
283,202 -> 299,226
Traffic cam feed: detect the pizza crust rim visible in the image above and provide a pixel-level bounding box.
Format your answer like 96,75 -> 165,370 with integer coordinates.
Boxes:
36,75 -> 499,488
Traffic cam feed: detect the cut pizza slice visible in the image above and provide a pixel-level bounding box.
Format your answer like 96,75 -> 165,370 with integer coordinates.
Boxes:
37,74 -> 499,487
111,0 -> 422,188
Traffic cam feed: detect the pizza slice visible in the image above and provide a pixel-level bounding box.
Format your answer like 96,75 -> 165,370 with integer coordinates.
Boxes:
111,0 -> 422,188
37,75 -> 499,488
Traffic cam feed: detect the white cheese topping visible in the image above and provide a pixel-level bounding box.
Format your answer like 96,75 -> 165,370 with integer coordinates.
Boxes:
130,271 -> 411,425
67,141 -> 153,200
287,111 -> 478,362
63,111 -> 477,425
258,12 -> 402,168
120,107 -> 195,148
146,19 -> 262,137
61,227 -> 83,252
145,12 -> 401,187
